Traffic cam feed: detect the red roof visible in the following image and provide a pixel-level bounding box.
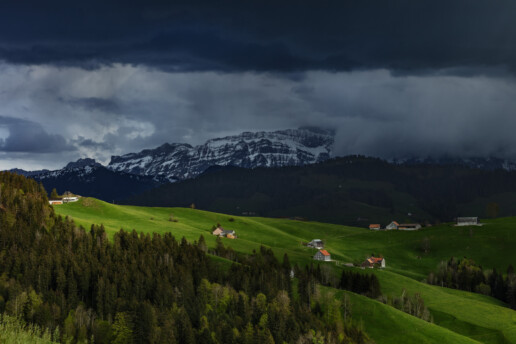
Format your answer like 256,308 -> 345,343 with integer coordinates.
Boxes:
392,221 -> 399,226
369,224 -> 381,229
371,257 -> 383,263
319,249 -> 330,256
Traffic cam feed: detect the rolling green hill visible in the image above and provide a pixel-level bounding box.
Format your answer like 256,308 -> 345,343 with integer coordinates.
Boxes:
55,198 -> 516,344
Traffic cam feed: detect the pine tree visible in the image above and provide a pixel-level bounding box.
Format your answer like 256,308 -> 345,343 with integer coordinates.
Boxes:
50,188 -> 59,200
112,312 -> 133,344
197,235 -> 207,253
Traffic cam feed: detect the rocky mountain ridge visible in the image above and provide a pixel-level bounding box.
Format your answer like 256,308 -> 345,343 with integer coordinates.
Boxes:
107,127 -> 335,181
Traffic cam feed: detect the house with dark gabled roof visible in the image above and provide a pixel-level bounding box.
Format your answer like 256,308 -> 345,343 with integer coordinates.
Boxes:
307,239 -> 324,248
212,226 -> 237,238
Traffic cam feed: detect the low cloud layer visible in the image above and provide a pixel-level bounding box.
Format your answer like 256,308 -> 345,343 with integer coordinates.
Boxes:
1,63 -> 516,170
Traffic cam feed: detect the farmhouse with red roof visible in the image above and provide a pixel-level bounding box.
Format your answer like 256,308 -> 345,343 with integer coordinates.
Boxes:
362,256 -> 386,268
386,221 -> 399,230
313,249 -> 331,261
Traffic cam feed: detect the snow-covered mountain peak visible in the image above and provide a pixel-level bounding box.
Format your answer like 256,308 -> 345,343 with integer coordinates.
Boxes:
107,127 -> 335,181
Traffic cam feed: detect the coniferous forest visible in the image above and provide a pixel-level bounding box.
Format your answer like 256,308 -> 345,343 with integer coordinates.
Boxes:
0,172 -> 373,343
427,257 -> 516,309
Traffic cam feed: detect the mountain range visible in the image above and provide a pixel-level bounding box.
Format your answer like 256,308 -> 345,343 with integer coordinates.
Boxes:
13,158 -> 161,202
107,127 -> 334,181
8,127 -> 516,215
9,127 -> 335,200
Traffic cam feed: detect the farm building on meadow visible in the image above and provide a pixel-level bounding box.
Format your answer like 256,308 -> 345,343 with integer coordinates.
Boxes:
212,227 -> 223,236
212,227 -> 237,238
48,200 -> 63,205
386,221 -> 399,230
398,223 -> 421,230
456,217 -> 479,226
362,256 -> 386,268
313,249 -> 331,261
307,239 -> 324,248
63,196 -> 79,203
369,224 -> 381,230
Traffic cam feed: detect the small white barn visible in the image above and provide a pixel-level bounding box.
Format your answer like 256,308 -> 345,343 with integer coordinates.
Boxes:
313,249 -> 331,261
398,223 -> 421,231
63,196 -> 79,203
456,217 -> 479,226
307,239 -> 324,248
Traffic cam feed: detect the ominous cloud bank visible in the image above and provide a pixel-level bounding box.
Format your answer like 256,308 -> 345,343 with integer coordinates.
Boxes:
1,63 -> 516,170
0,1 -> 516,74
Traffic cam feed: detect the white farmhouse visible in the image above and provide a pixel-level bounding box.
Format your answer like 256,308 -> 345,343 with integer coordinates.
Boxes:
313,249 -> 331,261
398,223 -> 421,231
307,239 -> 324,248
386,221 -> 399,230
456,217 -> 479,226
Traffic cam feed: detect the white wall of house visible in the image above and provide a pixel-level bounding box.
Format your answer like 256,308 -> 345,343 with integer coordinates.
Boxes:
456,217 -> 479,226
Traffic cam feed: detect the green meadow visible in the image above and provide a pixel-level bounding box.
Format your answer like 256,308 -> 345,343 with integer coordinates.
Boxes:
55,198 -> 516,344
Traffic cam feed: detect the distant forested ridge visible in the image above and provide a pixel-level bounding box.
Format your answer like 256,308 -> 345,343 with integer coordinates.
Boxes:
125,156 -> 516,226
0,172 -> 372,343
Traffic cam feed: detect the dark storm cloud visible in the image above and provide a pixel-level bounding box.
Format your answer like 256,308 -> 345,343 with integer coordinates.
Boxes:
2,65 -> 516,170
73,136 -> 112,150
1,1 -> 516,74
0,116 -> 75,153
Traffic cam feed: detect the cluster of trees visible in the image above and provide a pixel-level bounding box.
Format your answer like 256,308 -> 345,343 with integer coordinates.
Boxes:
0,172 -> 373,343
0,315 -> 56,344
427,257 -> 516,309
378,291 -> 433,322
338,271 -> 382,299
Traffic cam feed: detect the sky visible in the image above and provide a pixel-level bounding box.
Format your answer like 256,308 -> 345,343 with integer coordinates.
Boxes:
1,0 -> 516,170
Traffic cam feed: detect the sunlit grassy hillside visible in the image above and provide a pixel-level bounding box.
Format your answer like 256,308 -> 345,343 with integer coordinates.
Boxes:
54,198 -> 516,344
